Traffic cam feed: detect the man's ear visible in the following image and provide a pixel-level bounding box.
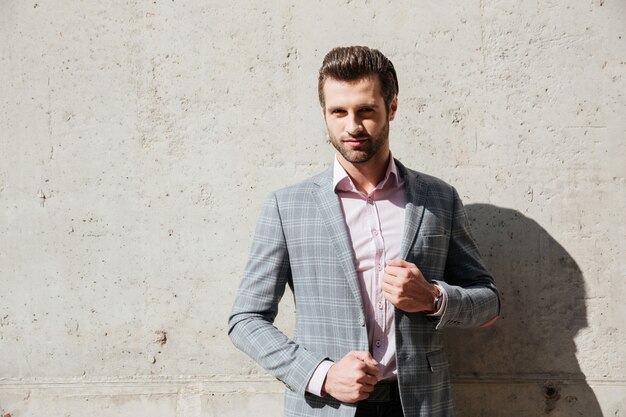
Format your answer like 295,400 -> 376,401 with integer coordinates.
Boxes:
388,96 -> 398,121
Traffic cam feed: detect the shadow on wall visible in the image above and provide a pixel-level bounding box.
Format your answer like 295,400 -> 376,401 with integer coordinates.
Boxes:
444,204 -> 603,417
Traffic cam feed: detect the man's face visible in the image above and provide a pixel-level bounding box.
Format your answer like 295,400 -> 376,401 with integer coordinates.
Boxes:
322,75 -> 397,166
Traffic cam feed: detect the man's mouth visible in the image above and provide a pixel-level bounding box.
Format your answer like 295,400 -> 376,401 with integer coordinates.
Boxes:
343,136 -> 369,144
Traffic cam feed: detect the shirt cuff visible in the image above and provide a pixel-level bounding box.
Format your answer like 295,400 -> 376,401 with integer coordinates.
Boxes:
305,360 -> 334,397
426,284 -> 447,317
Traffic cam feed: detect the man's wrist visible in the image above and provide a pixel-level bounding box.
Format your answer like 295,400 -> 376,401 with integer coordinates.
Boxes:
427,284 -> 447,317
306,360 -> 334,397
431,284 -> 442,312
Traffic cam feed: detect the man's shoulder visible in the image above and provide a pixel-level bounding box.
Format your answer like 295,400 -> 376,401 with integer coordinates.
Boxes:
397,160 -> 456,195
271,167 -> 332,200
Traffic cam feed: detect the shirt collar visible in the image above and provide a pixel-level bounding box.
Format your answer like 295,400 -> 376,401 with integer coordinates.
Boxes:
332,153 -> 403,193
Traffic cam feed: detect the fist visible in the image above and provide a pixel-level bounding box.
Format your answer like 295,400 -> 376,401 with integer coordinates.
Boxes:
322,351 -> 379,403
382,259 -> 439,312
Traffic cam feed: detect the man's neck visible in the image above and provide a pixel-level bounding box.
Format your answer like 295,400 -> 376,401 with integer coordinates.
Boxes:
337,150 -> 391,195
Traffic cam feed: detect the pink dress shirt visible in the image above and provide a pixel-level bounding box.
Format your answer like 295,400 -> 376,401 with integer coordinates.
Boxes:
306,155 -> 447,396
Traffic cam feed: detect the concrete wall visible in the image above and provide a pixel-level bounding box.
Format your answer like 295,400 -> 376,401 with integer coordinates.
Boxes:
1,1 -> 624,416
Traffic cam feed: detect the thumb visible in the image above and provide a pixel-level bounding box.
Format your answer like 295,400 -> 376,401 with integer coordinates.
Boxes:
353,351 -> 378,366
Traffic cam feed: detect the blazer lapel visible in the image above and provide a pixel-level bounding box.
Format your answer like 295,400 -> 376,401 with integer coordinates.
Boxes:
312,170 -> 364,312
396,160 -> 430,260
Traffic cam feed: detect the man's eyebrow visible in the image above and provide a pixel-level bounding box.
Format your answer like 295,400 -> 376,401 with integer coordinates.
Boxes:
327,103 -> 380,111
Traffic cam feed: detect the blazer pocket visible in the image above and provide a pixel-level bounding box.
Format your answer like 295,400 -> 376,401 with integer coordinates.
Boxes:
414,234 -> 449,251
408,235 -> 449,279
426,349 -> 449,372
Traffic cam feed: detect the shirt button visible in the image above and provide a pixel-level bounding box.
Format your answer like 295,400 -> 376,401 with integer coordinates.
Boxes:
377,302 -> 383,310
367,198 -> 373,204
373,230 -> 379,236
377,264 -> 382,271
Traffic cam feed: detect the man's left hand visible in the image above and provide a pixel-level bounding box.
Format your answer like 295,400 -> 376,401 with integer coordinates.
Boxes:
382,259 -> 439,313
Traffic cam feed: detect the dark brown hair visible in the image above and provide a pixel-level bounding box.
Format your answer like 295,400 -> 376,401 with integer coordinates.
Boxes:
318,46 -> 399,111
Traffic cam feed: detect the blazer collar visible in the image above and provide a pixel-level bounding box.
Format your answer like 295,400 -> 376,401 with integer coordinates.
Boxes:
311,168 -> 364,312
395,159 -> 430,260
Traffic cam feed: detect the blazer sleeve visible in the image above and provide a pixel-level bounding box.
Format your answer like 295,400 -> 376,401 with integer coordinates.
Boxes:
434,187 -> 501,330
228,192 -> 328,395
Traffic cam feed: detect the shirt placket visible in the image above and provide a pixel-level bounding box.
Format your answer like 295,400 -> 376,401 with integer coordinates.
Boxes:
366,193 -> 386,356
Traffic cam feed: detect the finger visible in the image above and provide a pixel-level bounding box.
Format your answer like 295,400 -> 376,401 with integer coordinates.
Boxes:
387,259 -> 422,278
382,273 -> 402,286
360,382 -> 376,393
356,369 -> 378,384
385,264 -> 414,278
352,351 -> 378,365
382,287 -> 395,300
362,352 -> 379,368
386,259 -> 413,268
363,362 -> 379,377
383,265 -> 405,278
363,360 -> 380,377
353,352 -> 379,376
353,351 -> 378,375
356,391 -> 370,401
356,371 -> 378,388
382,281 -> 398,296
382,278 -> 400,292
383,290 -> 398,306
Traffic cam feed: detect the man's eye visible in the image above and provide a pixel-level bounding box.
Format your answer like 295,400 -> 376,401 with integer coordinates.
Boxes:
360,108 -> 373,113
331,109 -> 345,115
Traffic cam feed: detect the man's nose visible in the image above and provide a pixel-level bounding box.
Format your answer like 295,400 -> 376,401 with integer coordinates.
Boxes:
346,114 -> 363,136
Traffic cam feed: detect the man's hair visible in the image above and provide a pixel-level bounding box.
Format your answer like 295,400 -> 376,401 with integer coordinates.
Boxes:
318,46 -> 399,111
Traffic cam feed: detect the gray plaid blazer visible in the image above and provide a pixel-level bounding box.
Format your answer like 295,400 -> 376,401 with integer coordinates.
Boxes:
228,160 -> 500,417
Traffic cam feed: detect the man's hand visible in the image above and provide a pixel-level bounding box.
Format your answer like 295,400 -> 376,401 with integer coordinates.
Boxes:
322,351 -> 379,403
383,259 -> 440,313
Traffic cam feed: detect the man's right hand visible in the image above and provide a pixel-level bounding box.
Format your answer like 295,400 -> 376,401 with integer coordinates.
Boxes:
322,351 -> 379,403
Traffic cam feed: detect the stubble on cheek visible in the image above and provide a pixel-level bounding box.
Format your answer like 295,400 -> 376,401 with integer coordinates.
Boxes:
327,121 -> 389,164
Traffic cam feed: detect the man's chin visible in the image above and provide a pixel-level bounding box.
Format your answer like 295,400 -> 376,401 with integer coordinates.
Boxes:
341,151 -> 373,164
331,141 -> 374,164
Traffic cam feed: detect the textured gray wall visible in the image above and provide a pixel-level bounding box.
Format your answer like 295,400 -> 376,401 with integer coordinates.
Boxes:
1,1 -> 624,416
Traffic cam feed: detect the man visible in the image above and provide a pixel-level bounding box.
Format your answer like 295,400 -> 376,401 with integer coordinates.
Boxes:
228,46 -> 500,417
